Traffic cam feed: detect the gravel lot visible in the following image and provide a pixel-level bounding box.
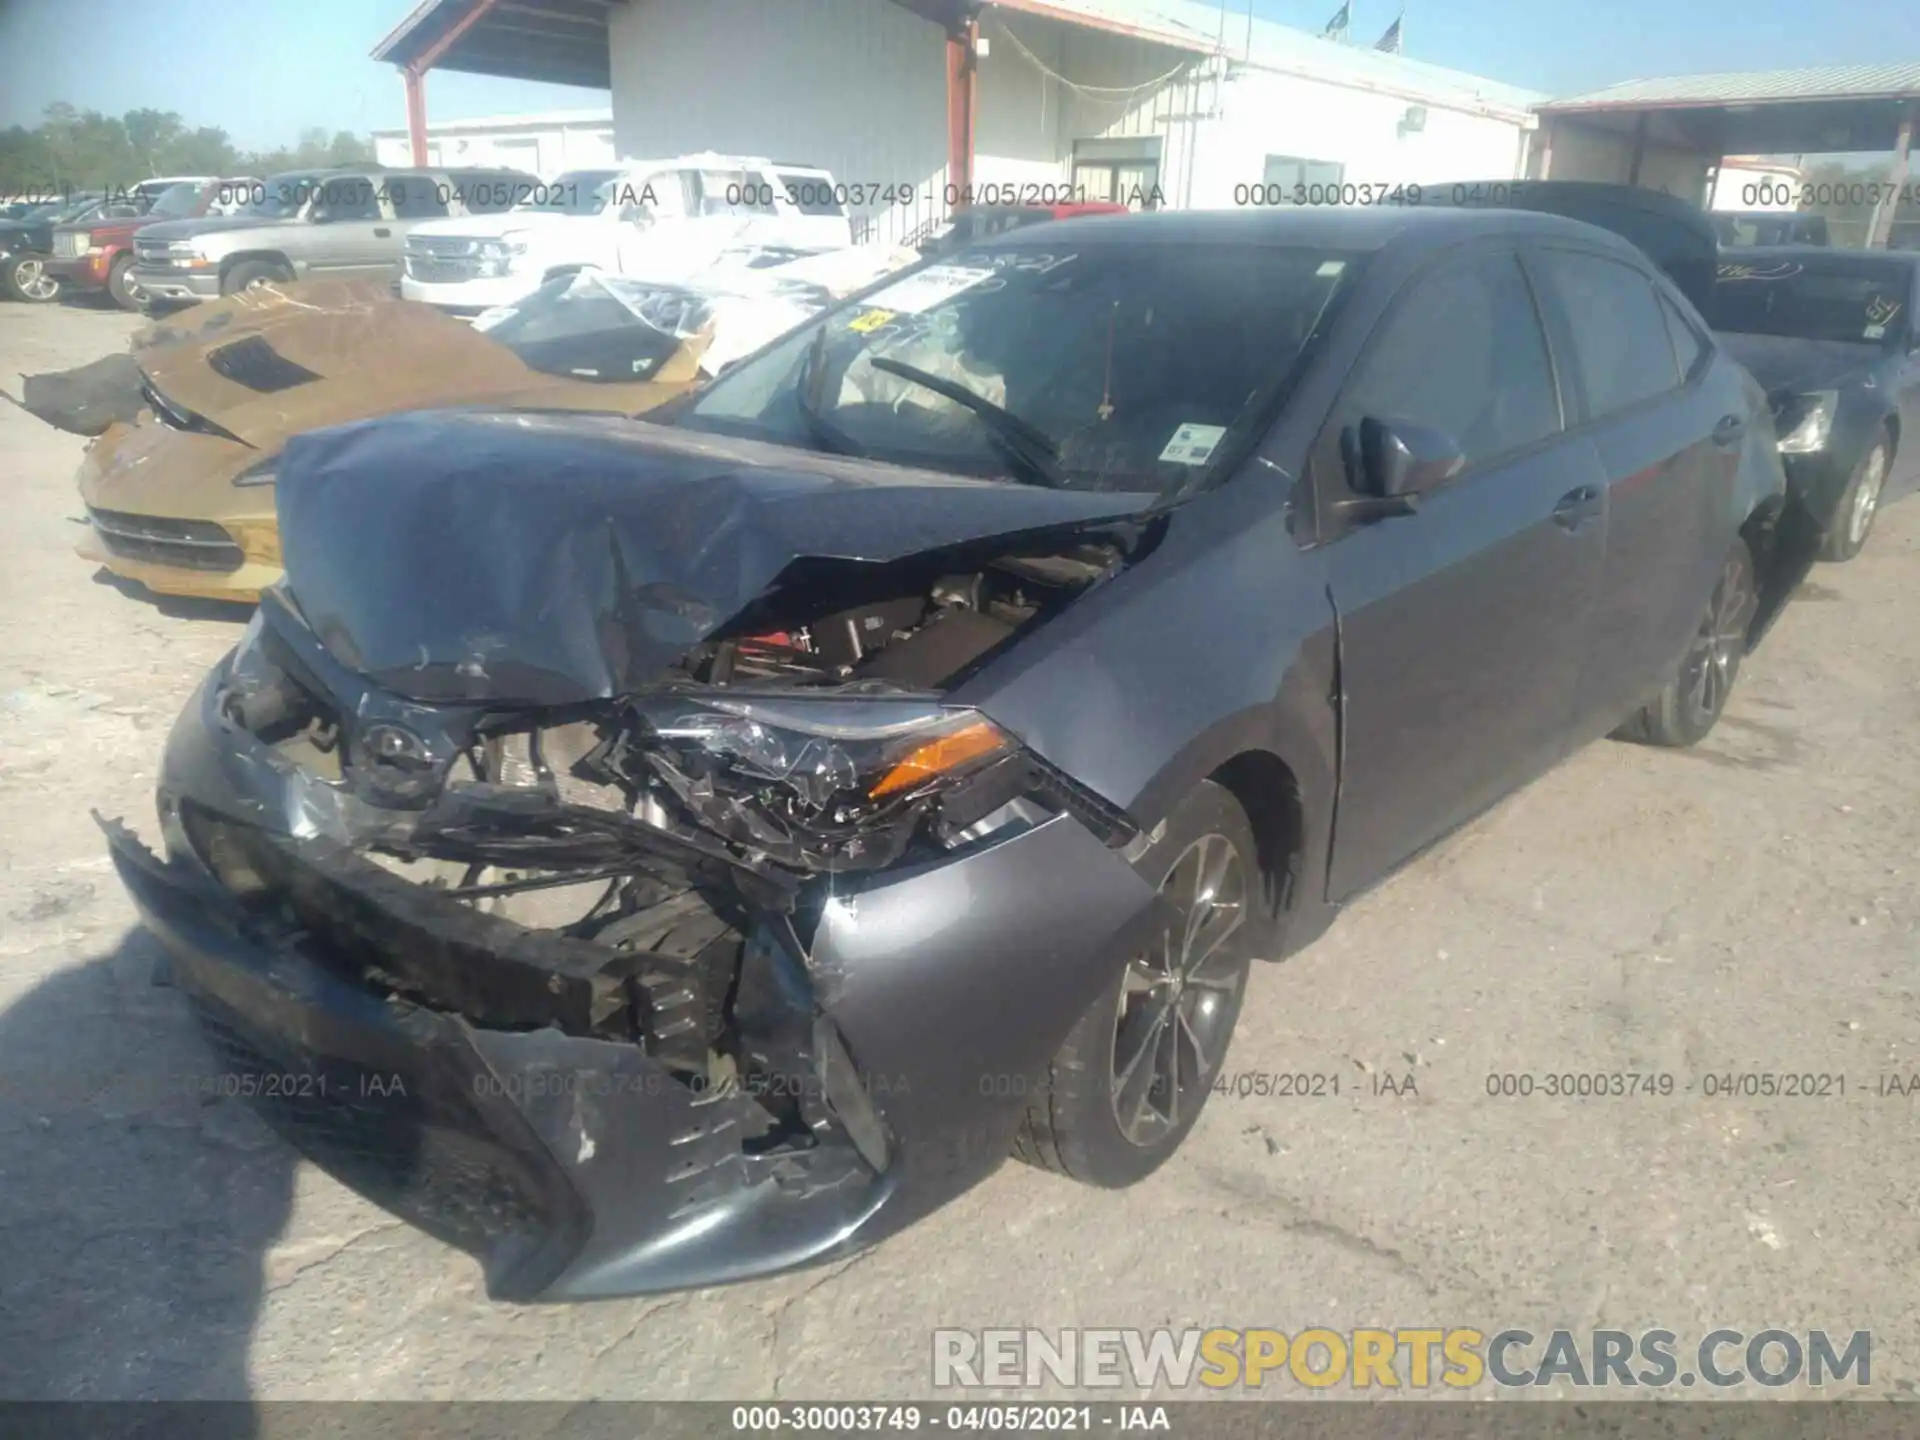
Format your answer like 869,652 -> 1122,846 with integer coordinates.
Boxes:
2,297 -> 1918,1404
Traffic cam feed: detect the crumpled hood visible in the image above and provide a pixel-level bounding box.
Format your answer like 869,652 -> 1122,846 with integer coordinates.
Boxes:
1719,332 -> 1883,397
275,409 -> 1156,706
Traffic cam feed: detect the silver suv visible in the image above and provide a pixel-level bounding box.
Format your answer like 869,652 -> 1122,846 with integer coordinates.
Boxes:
129,165 -> 536,308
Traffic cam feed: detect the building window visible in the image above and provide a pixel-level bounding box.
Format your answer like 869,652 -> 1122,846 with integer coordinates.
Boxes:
1071,137 -> 1164,211
1263,155 -> 1346,194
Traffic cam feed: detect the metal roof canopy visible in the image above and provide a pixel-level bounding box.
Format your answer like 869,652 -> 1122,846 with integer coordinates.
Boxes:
371,0 -> 1220,87
372,0 -> 621,88
1537,63 -> 1920,155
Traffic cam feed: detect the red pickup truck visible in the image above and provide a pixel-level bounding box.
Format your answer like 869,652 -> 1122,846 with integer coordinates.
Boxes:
48,177 -> 255,309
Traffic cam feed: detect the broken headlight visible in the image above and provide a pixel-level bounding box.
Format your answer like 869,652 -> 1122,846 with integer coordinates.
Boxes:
632,695 -> 1021,869
644,697 -> 1009,807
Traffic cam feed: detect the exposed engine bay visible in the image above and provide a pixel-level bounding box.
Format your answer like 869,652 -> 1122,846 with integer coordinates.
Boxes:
190,532 -> 1140,1154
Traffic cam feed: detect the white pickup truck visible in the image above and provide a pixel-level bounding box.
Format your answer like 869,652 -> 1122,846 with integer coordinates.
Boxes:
399,155 -> 857,314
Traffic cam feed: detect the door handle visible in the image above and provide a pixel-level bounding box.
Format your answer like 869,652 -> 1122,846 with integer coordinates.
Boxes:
1712,413 -> 1745,447
374,227 -> 391,237
1552,484 -> 1602,530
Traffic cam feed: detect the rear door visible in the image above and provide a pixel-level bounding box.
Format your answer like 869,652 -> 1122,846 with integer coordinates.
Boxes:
1318,244 -> 1606,898
1525,243 -> 1738,738
303,174 -> 389,276
1893,264 -> 1920,490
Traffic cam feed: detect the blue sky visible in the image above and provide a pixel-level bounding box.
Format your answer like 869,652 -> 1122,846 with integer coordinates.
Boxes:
1,0 -> 1914,150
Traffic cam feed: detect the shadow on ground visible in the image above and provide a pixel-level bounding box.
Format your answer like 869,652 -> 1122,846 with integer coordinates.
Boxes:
0,926 -> 294,1411
89,567 -> 256,624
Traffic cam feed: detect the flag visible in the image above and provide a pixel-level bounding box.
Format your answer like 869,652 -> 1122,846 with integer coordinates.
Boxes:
1374,14 -> 1403,50
1322,2 -> 1350,38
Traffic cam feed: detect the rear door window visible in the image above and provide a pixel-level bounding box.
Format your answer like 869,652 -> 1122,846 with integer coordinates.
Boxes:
1530,249 -> 1682,421
1333,252 -> 1561,477
1658,293 -> 1710,382
315,176 -> 381,222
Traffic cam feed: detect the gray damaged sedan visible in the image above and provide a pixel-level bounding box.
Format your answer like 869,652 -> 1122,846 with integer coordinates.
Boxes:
104,208 -> 1821,1300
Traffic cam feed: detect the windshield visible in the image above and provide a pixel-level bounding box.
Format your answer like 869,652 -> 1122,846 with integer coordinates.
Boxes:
679,242 -> 1359,495
513,170 -> 623,216
1706,259 -> 1910,346
474,271 -> 711,383
46,195 -> 103,224
145,182 -> 202,220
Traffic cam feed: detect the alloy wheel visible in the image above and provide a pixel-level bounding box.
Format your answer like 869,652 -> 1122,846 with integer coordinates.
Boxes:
1679,551 -> 1757,724
1847,446 -> 1887,550
1110,832 -> 1248,1147
14,258 -> 58,301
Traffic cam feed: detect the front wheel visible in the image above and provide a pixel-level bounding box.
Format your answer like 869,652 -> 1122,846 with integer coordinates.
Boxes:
107,255 -> 145,311
3,254 -> 62,302
1014,779 -> 1259,1187
1819,435 -> 1889,563
1616,537 -> 1758,748
221,259 -> 289,295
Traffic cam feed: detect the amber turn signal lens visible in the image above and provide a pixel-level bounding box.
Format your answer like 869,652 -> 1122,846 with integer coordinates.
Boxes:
868,720 -> 1007,799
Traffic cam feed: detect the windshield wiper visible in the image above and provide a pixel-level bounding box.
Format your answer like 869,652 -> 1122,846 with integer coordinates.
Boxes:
792,324 -> 866,458
867,356 -> 1070,489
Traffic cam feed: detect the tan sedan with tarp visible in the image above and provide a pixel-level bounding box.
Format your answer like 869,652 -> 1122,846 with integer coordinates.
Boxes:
24,253 -> 906,602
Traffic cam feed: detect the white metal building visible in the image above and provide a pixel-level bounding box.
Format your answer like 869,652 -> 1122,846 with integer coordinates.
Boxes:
370,107 -> 616,176
375,0 -> 1541,245
602,0 -> 1543,243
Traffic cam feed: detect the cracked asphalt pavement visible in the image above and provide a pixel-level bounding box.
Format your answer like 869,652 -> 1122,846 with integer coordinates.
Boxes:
2,301 -> 1918,1402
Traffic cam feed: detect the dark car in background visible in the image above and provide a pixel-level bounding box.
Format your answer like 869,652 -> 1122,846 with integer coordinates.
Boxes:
1412,180 -> 1721,315
1704,246 -> 1920,561
49,176 -> 260,309
1711,211 -> 1831,247
106,207 -> 1811,1301
0,192 -> 106,301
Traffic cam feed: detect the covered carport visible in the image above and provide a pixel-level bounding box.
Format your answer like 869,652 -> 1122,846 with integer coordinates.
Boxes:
370,0 -> 1184,201
1530,63 -> 1920,247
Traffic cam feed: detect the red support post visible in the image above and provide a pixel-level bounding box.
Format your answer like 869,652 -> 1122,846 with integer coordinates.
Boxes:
404,66 -> 429,167
945,18 -> 978,214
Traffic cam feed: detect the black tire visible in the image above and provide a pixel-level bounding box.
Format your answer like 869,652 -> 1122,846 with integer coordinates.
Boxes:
222,259 -> 289,296
3,253 -> 63,303
1818,433 -> 1890,563
107,254 -> 144,311
1616,537 -> 1759,748
1015,779 -> 1259,1187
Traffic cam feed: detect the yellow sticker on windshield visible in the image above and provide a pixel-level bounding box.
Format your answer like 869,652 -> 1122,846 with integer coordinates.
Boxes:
848,308 -> 897,334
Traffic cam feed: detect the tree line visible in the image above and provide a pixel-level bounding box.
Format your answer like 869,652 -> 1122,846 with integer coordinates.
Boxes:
0,104 -> 373,196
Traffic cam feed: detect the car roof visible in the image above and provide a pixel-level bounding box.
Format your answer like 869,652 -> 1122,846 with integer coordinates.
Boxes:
989,204 -> 1650,259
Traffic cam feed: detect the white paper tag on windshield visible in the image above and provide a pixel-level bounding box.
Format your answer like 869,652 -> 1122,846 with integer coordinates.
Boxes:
863,265 -> 997,315
1159,423 -> 1228,466
1864,322 -> 1887,341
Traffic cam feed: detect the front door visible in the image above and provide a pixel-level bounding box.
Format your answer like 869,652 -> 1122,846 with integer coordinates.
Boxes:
1317,247 -> 1606,898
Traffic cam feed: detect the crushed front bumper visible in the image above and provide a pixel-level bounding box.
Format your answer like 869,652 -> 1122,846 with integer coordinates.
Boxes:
107,662 -> 1168,1298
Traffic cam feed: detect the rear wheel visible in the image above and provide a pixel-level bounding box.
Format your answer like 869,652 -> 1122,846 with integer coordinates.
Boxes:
107,255 -> 144,311
1616,537 -> 1758,748
1015,780 -> 1259,1187
1819,434 -> 1889,563
3,254 -> 61,303
222,259 -> 290,295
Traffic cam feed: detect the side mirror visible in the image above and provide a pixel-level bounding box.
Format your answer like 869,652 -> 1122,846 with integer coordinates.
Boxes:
1357,415 -> 1464,498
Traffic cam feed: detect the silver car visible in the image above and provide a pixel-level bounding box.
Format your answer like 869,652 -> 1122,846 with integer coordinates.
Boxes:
128,165 -> 535,308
